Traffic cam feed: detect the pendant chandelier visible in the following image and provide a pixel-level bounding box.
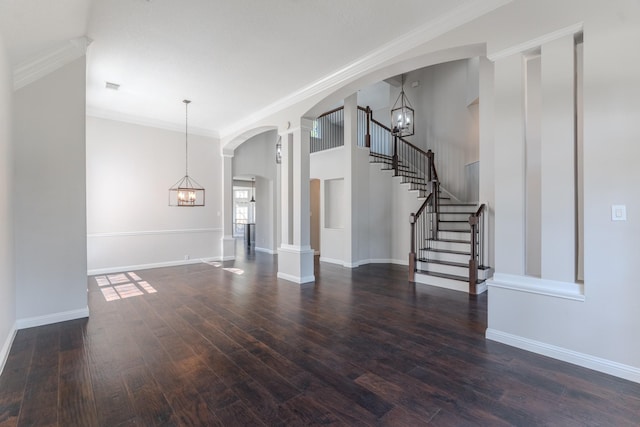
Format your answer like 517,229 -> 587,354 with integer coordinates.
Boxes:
250,177 -> 256,203
390,74 -> 415,137
169,100 -> 205,207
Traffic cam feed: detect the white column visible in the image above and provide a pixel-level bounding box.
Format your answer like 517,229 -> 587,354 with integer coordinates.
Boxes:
220,153 -> 236,260
279,132 -> 292,246
493,54 -> 526,275
277,119 -> 315,283
344,93 -> 358,266
540,35 -> 576,282
478,56 -> 496,269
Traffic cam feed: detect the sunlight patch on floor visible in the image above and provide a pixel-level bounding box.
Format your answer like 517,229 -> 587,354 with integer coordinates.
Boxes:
95,272 -> 157,301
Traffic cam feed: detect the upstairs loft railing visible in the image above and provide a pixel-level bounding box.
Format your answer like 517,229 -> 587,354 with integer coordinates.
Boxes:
310,107 -> 344,153
310,106 -> 388,153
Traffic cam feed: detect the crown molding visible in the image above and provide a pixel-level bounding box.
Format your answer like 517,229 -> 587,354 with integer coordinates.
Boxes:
13,36 -> 92,90
487,22 -> 583,62
220,0 -> 511,138
86,106 -> 220,139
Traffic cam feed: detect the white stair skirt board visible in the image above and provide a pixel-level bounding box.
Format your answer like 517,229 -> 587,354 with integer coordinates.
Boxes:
88,257 -> 223,276
15,307 -> 90,330
0,325 -> 17,377
486,329 -> 640,384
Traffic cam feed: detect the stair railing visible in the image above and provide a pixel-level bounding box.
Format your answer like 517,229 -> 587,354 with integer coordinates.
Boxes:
310,106 -> 344,153
409,189 -> 439,282
468,204 -> 486,294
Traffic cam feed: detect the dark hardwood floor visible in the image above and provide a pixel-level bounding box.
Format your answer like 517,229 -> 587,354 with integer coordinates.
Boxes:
1,251 -> 639,426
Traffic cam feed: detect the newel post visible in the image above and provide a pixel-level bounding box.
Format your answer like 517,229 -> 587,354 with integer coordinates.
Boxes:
468,215 -> 479,295
409,213 -> 416,282
392,135 -> 399,175
365,106 -> 371,148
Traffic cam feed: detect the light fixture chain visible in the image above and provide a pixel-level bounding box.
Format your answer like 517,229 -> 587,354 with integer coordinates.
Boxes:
185,100 -> 189,176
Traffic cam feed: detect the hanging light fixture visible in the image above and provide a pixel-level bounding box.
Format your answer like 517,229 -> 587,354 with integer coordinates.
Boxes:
169,100 -> 205,207
390,74 -> 415,137
275,136 -> 282,164
250,177 -> 256,203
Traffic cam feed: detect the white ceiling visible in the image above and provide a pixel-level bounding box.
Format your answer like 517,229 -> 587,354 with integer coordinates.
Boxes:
1,0 -> 481,137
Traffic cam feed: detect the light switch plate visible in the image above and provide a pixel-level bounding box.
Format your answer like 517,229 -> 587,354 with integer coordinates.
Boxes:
611,205 -> 627,221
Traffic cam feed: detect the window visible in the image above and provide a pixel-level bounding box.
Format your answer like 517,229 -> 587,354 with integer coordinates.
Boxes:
235,190 -> 249,199
311,120 -> 321,138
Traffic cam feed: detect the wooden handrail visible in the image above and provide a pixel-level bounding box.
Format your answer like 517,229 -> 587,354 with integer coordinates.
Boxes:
370,116 -> 431,159
473,204 -> 486,217
317,106 -> 344,120
415,192 -> 432,219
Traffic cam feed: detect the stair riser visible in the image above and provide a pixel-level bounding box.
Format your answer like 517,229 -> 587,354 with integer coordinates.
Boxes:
418,262 -> 468,276
421,251 -> 469,264
439,205 -> 478,213
414,273 -> 470,293
438,231 -> 470,240
438,222 -> 469,231
439,213 -> 473,222
429,240 -> 470,252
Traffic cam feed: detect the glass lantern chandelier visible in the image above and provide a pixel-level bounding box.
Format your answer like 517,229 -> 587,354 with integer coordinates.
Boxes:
169,100 -> 205,207
390,74 -> 415,137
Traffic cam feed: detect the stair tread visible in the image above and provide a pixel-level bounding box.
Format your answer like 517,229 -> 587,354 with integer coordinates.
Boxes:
418,259 -> 468,268
439,228 -> 471,233
421,248 -> 470,255
426,238 -> 470,244
415,270 -> 468,282
439,211 -> 476,215
439,203 -> 477,207
439,220 -> 469,223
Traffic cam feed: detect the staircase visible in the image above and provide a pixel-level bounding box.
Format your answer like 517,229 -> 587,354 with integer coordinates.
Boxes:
414,194 -> 491,294
313,105 -> 491,294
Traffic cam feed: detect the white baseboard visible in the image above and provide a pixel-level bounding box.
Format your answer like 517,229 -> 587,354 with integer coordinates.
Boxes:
88,257 -> 222,275
319,257 -> 344,266
277,272 -> 315,284
320,257 -> 409,268
486,328 -> 640,384
16,307 -> 90,330
0,324 -> 17,377
255,247 -> 277,255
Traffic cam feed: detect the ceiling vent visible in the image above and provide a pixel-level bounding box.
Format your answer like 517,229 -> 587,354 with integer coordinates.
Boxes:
105,81 -> 120,91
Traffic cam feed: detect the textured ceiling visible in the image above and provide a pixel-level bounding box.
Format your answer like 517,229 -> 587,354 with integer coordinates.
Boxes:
1,0 -> 482,136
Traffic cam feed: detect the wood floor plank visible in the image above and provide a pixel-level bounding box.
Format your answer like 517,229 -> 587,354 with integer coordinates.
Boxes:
1,254 -> 639,426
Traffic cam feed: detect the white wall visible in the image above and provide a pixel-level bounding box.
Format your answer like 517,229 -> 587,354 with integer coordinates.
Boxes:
86,116 -> 221,272
232,130 -> 278,253
393,59 -> 480,200
484,0 -> 640,381
310,143 -> 418,267
0,34 -> 15,373
13,57 -> 88,322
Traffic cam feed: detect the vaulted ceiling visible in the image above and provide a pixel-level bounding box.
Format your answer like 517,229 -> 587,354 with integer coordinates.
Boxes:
0,0 -> 496,137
